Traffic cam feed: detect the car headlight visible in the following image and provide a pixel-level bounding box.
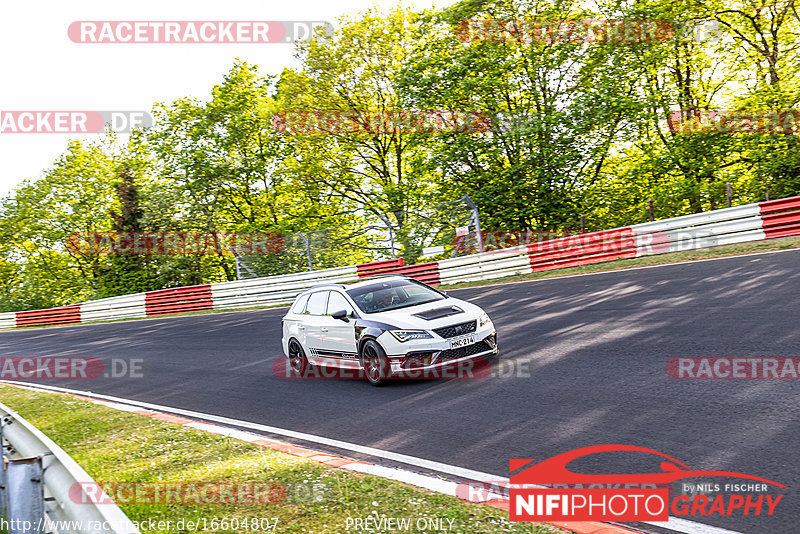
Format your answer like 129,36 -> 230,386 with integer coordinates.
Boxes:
389,330 -> 434,342
478,312 -> 492,328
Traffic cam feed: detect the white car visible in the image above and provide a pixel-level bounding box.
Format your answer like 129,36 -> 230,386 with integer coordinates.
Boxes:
281,275 -> 498,386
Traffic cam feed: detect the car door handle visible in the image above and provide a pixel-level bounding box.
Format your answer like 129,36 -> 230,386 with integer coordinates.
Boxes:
298,326 -> 305,330
321,327 -> 329,332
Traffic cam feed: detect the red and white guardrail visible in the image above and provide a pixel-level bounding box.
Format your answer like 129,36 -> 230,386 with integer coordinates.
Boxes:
3,195 -> 800,329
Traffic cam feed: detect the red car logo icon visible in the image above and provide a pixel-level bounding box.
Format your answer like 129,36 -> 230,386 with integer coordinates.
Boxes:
510,444 -> 786,487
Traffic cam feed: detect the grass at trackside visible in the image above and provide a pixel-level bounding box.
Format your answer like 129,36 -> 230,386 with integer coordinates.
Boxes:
0,385 -> 557,534
5,236 -> 800,332
438,235 -> 800,290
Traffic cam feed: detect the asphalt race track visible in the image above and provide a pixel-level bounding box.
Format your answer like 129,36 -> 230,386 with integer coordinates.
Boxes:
2,250 -> 800,534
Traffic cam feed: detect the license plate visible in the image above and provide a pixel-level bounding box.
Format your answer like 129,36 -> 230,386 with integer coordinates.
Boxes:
450,335 -> 475,349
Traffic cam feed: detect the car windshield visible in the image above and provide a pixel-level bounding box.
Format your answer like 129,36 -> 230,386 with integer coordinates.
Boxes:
346,279 -> 445,314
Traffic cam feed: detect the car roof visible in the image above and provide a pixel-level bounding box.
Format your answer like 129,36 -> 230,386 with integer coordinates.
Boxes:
344,274 -> 411,289
299,275 -> 411,295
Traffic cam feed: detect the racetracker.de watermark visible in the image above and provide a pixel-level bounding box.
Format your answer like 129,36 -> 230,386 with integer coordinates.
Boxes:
272,111 -> 492,134
273,357 -> 531,380
66,232 -> 284,256
0,357 -> 143,379
0,111 -> 152,134
667,357 -> 800,379
453,231 -> 569,254
667,110 -> 800,134
70,481 -> 286,505
454,19 -> 675,44
68,21 -> 334,43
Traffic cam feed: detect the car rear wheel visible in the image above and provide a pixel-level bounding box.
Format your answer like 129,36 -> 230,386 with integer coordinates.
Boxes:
288,339 -> 309,377
362,339 -> 389,387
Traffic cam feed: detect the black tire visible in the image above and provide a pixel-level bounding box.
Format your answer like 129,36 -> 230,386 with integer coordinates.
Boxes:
361,339 -> 389,386
288,339 -> 309,377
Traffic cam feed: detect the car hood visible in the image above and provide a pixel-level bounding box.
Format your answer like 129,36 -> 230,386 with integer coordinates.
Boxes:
359,297 -> 484,330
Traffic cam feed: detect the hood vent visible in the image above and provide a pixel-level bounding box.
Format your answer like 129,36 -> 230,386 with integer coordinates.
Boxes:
412,305 -> 464,321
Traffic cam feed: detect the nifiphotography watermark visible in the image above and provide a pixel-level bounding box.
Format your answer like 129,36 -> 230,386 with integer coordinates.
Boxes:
510,444 -> 786,522
507,445 -> 785,522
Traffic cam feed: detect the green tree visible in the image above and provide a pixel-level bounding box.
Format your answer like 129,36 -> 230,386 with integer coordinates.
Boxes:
277,8 -> 444,263
400,0 -> 646,232
150,60 -> 347,276
0,140 -> 117,310
93,166 -> 161,297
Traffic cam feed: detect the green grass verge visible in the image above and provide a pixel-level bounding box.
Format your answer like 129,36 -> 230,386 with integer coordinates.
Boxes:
0,385 -> 557,534
438,235 -> 800,290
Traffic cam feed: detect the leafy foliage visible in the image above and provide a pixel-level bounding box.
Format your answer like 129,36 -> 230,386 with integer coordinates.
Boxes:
1,0 -> 799,309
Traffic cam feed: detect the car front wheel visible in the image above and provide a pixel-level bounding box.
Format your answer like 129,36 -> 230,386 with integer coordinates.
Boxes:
362,339 -> 389,387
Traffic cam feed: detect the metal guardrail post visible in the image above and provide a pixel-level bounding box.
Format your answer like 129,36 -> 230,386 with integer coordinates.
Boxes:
0,419 -> 7,519
6,457 -> 45,534
229,244 -> 259,280
375,214 -> 397,259
388,225 -> 396,259
462,195 -> 484,253
0,401 -> 139,534
234,246 -> 242,279
298,233 -> 314,271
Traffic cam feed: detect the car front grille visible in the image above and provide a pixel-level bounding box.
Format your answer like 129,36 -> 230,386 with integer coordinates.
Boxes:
433,320 -> 477,339
437,338 -> 494,361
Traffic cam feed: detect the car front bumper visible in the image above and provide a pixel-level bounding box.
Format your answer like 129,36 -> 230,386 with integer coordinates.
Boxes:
382,330 -> 498,377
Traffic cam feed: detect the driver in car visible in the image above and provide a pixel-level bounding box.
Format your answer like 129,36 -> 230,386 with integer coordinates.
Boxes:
371,290 -> 395,312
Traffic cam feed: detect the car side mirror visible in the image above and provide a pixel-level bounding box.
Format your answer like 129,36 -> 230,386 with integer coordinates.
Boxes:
331,309 -> 350,322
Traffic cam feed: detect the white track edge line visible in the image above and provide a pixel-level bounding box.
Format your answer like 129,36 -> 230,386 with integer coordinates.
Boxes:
643,517 -> 742,534
0,380 -> 499,482
0,381 -> 748,534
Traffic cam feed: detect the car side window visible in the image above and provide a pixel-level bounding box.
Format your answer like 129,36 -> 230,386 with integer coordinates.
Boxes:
326,291 -> 354,316
305,291 -> 329,315
291,293 -> 310,314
